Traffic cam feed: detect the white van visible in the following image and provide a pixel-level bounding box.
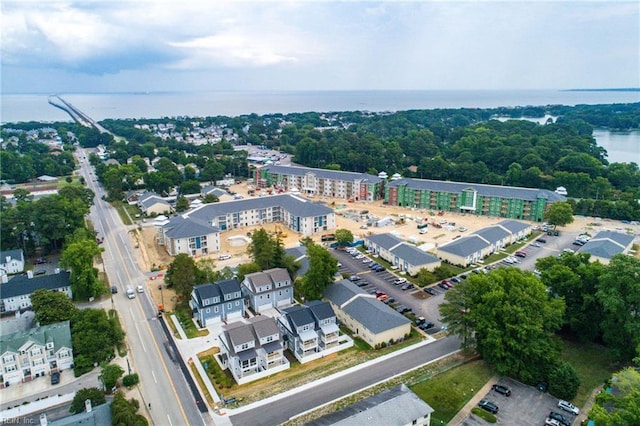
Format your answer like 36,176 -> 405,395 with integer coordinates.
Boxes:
126,287 -> 136,299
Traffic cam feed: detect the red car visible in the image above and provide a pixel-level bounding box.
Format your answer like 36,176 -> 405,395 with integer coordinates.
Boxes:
441,280 -> 454,288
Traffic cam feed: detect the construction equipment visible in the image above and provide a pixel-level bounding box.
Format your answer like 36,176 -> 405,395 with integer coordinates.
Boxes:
275,225 -> 288,238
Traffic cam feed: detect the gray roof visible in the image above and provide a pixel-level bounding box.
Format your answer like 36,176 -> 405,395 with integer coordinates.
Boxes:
307,300 -> 336,321
164,215 -> 219,239
324,281 -> 410,333
365,233 -> 404,250
388,177 -> 566,202
265,267 -> 291,283
248,316 -> 280,340
201,185 -> 227,197
308,384 -> 434,426
342,297 -> 410,334
49,401 -> 112,426
183,194 -> 333,223
389,244 -> 440,266
324,279 -> 370,307
285,246 -> 309,277
244,268 -> 292,293
578,231 -> 634,260
282,305 -> 316,330
1,271 -> 71,299
192,279 -> 241,306
0,320 -> 72,356
474,226 -> 510,243
438,235 -> 489,257
496,220 -> 531,234
224,321 -> 256,350
0,249 -> 24,263
259,164 -> 383,184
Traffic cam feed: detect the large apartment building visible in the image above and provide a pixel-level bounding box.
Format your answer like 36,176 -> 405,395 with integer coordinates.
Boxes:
253,164 -> 384,201
159,194 -> 336,257
385,178 -> 565,221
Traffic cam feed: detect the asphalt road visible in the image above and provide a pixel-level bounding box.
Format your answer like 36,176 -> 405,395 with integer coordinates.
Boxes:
77,148 -> 209,426
230,335 -> 461,425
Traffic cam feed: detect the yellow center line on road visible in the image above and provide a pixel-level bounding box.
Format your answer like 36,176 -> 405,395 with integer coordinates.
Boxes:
103,203 -> 191,426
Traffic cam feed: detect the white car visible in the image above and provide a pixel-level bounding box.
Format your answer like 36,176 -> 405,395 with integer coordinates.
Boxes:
218,254 -> 232,260
558,400 -> 579,415
136,285 -> 144,293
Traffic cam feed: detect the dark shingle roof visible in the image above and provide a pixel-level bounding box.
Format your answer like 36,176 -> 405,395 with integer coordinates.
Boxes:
282,305 -> 316,330
260,164 -> 383,184
388,178 -> 566,202
1,271 -> 71,299
389,244 -> 440,266
438,235 -> 489,257
307,384 -> 433,426
365,233 -> 404,250
307,300 -> 335,321
192,279 -> 240,306
248,316 -> 280,340
0,249 -> 24,263
324,279 -> 369,307
164,215 -> 219,239
342,297 -> 410,334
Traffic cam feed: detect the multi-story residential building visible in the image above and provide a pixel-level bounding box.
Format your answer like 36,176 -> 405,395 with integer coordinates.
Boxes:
0,271 -> 72,314
364,233 -> 441,276
307,384 -> 433,426
324,280 -> 411,348
189,279 -> 244,327
437,220 -> 533,267
160,194 -> 336,257
242,268 -> 294,313
577,230 -> 635,264
253,164 -> 384,201
386,178 -> 565,221
0,321 -> 73,386
278,301 -> 352,363
0,249 -> 25,275
217,316 -> 289,384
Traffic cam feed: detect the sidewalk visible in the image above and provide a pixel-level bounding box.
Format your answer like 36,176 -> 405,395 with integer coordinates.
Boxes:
449,374 -> 499,425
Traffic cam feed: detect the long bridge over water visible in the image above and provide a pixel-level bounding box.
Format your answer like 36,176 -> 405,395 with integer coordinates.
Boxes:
47,95 -> 110,134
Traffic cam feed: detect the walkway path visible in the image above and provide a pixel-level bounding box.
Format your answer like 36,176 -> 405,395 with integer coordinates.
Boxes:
449,374 -> 499,425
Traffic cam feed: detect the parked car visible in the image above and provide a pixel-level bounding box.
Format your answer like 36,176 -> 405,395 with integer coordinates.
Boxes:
349,275 -> 361,282
536,238 -> 547,243
491,384 -> 511,396
218,254 -> 232,260
477,400 -> 499,414
393,278 -> 407,285
419,322 -> 435,330
572,240 -> 585,246
401,283 -> 414,291
548,411 -> 571,426
415,316 -> 426,326
515,251 -> 527,258
374,265 -> 386,272
35,257 -> 48,264
558,400 -> 579,415
438,282 -> 450,290
50,371 -> 60,385
356,281 -> 368,287
424,287 -> 437,295
441,280 -> 453,288
450,277 -> 461,283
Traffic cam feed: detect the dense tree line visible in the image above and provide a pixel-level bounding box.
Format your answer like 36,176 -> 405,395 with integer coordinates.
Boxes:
0,184 -> 94,253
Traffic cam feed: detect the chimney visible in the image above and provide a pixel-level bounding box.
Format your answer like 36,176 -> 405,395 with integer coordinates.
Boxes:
5,256 -> 11,264
27,270 -> 34,279
54,268 -> 60,274
39,413 -> 48,426
85,399 -> 92,413
1,273 -> 7,284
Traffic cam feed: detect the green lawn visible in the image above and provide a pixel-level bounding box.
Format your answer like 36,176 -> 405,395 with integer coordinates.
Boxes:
410,360 -> 493,425
560,340 -> 617,406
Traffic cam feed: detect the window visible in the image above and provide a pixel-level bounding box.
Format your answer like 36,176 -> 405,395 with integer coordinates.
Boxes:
31,348 -> 42,356
235,301 -> 240,306
5,365 -> 17,373
214,306 -> 219,313
227,303 -> 232,309
32,358 -> 44,366
241,343 -> 249,350
59,351 -> 69,358
3,355 -> 15,363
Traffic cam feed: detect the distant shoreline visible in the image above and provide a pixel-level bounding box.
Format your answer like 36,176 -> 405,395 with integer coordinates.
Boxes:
565,88 -> 640,92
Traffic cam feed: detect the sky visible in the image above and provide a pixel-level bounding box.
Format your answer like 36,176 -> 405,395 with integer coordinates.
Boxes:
1,0 -> 639,93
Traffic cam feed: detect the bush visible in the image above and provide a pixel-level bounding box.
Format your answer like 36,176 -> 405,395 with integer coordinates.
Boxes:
548,361 -> 580,400
69,388 -> 106,414
471,407 -> 497,423
122,373 -> 140,388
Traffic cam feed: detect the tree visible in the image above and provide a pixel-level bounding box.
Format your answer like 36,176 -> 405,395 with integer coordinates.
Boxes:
248,228 -> 275,270
31,289 -> 78,325
590,368 -> 640,426
334,228 -> 354,246
60,238 -> 104,300
299,242 -> 338,301
175,196 -> 190,212
236,262 -> 261,283
439,268 -> 565,383
165,254 -> 198,300
69,387 -> 106,414
596,255 -> 640,362
203,194 -> 219,203
100,363 -> 124,392
71,309 -> 123,376
544,202 -> 574,229
547,361 -> 580,401
111,391 -> 148,426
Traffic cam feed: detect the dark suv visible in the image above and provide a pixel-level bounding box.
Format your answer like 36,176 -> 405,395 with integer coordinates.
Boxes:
477,400 -> 499,414
491,384 -> 511,396
548,411 -> 571,426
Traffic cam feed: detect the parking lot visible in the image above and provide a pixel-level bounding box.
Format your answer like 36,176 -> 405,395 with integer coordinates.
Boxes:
462,378 -> 578,426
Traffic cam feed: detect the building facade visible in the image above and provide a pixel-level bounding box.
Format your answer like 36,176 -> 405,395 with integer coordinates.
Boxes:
217,316 -> 289,385
364,233 -> 441,276
386,178 -> 565,221
0,271 -> 72,314
253,164 -> 384,201
189,279 -> 244,327
0,321 -> 73,386
242,268 -> 294,313
0,249 -> 25,275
